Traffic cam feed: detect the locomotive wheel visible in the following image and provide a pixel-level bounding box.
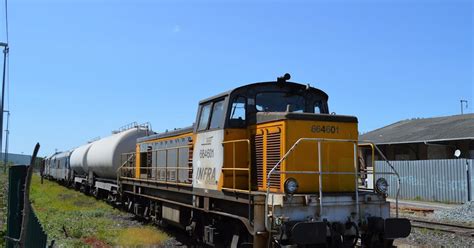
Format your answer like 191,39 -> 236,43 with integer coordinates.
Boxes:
92,188 -> 101,199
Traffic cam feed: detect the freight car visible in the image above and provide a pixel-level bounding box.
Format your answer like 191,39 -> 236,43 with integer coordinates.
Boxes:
45,74 -> 411,247
44,150 -> 73,183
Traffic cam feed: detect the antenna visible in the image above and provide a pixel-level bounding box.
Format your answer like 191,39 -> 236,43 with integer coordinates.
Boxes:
460,100 -> 468,115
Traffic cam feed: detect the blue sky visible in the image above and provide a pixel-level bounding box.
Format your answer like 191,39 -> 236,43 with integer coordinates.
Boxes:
2,0 -> 472,155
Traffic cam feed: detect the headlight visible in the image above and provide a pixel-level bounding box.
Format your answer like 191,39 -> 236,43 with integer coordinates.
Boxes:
284,178 -> 299,194
375,178 -> 388,194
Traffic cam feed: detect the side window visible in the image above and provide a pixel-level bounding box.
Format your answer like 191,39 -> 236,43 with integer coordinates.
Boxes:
229,96 -> 246,127
209,100 -> 225,129
197,103 -> 212,131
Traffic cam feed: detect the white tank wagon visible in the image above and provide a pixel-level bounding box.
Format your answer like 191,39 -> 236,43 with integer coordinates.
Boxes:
87,127 -> 149,179
70,142 -> 94,176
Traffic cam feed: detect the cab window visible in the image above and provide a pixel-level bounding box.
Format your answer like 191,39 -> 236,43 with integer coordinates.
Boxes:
256,92 -> 305,112
197,103 -> 211,131
314,101 -> 322,113
209,100 -> 225,129
229,96 -> 246,127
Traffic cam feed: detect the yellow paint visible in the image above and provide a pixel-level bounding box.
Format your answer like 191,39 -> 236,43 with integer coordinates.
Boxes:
251,119 -> 358,193
134,132 -> 194,180
285,120 -> 358,193
220,129 -> 250,190
131,116 -> 358,195
135,144 -> 141,178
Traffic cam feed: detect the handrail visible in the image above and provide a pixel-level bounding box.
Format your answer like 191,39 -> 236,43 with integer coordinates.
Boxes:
221,139 -> 251,191
148,145 -> 191,153
372,144 -> 401,217
119,144 -> 193,186
221,139 -> 252,222
117,153 -> 136,184
358,142 -> 376,188
356,142 -> 401,216
264,138 -> 401,231
131,166 -> 193,185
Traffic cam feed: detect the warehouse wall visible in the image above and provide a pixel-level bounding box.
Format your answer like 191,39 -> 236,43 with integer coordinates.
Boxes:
375,159 -> 473,204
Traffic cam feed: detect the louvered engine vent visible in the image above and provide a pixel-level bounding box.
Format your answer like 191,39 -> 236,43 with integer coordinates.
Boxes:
266,132 -> 281,189
255,134 -> 264,188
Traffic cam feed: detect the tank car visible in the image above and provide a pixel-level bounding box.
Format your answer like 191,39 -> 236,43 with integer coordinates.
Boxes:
68,125 -> 150,198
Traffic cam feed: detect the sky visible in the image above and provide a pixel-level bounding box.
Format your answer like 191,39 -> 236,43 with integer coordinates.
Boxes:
1,0 -> 472,156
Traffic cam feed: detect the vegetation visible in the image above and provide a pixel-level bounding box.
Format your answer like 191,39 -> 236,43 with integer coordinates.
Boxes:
0,170 -> 8,247
30,175 -> 168,247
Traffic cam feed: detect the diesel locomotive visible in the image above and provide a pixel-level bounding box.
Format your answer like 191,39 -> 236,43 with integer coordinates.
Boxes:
44,74 -> 411,247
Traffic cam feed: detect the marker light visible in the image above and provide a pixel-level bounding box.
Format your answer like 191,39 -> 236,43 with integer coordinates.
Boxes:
375,178 -> 389,194
284,178 -> 299,194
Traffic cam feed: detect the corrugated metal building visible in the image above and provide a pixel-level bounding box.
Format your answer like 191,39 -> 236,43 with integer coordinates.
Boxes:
360,113 -> 474,161
360,114 -> 474,203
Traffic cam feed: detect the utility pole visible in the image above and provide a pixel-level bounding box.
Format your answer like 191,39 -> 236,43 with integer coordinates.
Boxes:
460,100 -> 468,115
3,110 -> 9,172
0,43 -> 8,172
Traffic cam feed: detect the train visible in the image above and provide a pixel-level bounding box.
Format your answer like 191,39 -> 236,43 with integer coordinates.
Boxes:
44,74 -> 411,247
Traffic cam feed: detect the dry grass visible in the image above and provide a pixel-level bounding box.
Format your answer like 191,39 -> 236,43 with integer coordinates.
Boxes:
115,226 -> 168,246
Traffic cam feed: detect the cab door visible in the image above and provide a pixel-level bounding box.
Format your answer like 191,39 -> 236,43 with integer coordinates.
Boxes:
192,98 -> 227,191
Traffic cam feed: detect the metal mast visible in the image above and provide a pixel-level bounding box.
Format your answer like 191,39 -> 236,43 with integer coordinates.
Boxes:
0,43 -> 7,171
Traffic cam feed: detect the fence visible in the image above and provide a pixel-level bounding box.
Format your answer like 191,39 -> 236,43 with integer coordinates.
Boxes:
5,145 -> 48,248
375,159 -> 473,204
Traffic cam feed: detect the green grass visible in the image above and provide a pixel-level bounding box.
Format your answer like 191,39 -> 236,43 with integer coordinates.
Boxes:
30,175 -> 168,247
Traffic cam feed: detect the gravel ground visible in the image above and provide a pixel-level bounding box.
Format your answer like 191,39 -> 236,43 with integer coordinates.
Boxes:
396,227 -> 474,247
431,201 -> 474,227
393,201 -> 474,247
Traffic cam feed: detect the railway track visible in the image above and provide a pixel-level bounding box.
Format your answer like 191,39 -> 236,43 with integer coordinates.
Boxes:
409,218 -> 474,237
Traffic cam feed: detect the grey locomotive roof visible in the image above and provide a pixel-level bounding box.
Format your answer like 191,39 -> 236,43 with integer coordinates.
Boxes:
198,81 -> 328,104
137,125 -> 194,143
360,113 -> 474,144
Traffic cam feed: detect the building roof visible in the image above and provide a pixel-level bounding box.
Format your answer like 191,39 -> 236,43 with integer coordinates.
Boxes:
360,113 -> 474,145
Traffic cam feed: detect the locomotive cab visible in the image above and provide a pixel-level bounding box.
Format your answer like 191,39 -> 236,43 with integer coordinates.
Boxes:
193,76 -> 359,194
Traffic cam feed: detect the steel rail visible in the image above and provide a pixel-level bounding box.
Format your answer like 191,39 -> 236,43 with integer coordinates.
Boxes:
410,218 -> 474,237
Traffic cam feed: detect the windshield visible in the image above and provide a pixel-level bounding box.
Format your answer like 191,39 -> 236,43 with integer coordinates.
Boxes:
256,92 -> 305,112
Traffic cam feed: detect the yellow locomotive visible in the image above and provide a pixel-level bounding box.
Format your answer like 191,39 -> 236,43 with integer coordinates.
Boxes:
118,74 -> 411,247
